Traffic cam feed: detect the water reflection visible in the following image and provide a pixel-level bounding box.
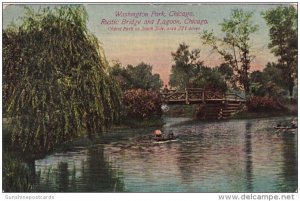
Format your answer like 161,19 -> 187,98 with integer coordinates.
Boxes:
56,162 -> 69,192
79,147 -> 124,192
244,122 -> 253,192
177,141 -> 202,184
279,133 -> 297,192
33,117 -> 297,192
34,146 -> 124,192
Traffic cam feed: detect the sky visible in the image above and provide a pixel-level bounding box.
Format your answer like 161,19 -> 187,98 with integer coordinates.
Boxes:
2,3 -> 294,84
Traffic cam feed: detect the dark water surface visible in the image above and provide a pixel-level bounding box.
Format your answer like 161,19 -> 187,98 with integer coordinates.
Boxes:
33,117 -> 298,192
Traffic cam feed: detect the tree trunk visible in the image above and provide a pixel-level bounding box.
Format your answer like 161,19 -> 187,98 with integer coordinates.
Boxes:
244,83 -> 250,100
286,68 -> 294,98
288,83 -> 294,98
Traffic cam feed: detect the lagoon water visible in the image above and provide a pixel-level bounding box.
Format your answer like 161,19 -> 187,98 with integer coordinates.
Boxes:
33,117 -> 297,192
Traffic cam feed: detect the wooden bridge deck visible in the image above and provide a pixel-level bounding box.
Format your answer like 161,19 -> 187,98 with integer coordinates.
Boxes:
161,88 -> 246,105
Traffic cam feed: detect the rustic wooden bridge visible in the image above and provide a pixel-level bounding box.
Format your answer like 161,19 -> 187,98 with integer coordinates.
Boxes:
161,88 -> 246,120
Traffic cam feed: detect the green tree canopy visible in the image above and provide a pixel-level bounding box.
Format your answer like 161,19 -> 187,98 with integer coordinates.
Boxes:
169,43 -> 203,89
111,62 -> 163,91
262,6 -> 297,97
201,9 -> 258,96
3,6 -> 121,153
217,63 -> 235,89
169,43 -> 229,92
250,62 -> 286,98
193,66 -> 228,92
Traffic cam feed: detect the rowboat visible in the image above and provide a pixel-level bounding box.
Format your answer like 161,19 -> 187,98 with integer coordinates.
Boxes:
274,126 -> 297,133
153,137 -> 178,144
275,126 -> 297,130
153,129 -> 178,143
153,139 -> 179,144
153,135 -> 178,144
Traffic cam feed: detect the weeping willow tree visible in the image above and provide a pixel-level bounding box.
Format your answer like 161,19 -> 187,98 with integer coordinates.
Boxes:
3,6 -> 121,154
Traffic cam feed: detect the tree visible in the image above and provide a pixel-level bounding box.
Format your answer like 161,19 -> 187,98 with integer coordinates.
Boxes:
201,9 -> 258,96
127,62 -> 163,91
110,61 -> 131,91
250,71 -> 268,96
169,43 -> 203,89
250,63 -> 286,98
111,62 -> 163,91
262,6 -> 297,98
3,6 -> 121,153
193,66 -> 228,92
217,63 -> 235,88
110,62 -> 163,122
263,62 -> 287,90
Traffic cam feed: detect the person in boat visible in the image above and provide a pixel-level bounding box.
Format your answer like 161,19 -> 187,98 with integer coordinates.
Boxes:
167,130 -> 175,140
154,129 -> 163,140
290,120 -> 297,128
276,122 -> 282,128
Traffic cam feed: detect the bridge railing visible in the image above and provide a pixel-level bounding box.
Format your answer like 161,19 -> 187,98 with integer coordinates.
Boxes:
161,88 -> 246,103
186,88 -> 204,101
161,88 -> 204,103
225,93 -> 246,102
161,90 -> 186,103
204,91 -> 224,100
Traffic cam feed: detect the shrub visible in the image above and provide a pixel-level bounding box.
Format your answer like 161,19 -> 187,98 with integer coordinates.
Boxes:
247,96 -> 284,112
122,89 -> 162,119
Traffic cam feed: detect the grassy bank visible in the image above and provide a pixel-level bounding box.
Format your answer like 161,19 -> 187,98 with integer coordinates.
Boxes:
232,110 -> 297,120
3,123 -> 35,192
163,100 -> 297,120
233,101 -> 297,120
3,153 -> 34,192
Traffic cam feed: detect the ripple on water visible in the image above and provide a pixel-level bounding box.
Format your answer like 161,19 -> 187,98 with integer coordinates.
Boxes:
34,116 -> 298,192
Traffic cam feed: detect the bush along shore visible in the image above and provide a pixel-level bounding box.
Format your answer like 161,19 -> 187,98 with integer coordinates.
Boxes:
234,97 -> 297,119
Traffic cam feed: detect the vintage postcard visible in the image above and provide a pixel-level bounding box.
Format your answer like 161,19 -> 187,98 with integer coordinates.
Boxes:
2,1 -> 298,199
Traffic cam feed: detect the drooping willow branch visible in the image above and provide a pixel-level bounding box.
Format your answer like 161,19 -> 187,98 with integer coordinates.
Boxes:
3,6 -> 121,154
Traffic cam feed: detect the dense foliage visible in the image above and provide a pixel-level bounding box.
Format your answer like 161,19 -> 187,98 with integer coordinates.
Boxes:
193,66 -> 228,92
250,63 -> 286,98
3,153 -> 34,192
3,6 -> 121,153
169,43 -> 203,89
262,6 -> 297,97
111,62 -> 163,91
122,89 -> 162,119
247,96 -> 284,112
201,9 -> 258,96
169,43 -> 229,92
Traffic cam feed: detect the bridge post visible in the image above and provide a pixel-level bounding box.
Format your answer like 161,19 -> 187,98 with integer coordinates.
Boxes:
202,90 -> 205,103
185,88 -> 189,104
